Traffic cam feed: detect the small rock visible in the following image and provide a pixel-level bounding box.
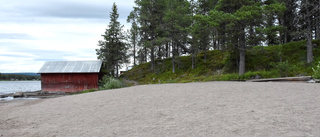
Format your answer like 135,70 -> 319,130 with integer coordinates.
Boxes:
313,44 -> 317,48
13,92 -> 24,98
308,79 -> 320,83
0,95 -> 8,98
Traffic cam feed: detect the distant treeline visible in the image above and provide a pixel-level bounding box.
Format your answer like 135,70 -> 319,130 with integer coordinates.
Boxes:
0,73 -> 41,81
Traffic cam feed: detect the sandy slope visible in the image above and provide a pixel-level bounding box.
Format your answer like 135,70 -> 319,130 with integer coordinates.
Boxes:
1,82 -> 320,137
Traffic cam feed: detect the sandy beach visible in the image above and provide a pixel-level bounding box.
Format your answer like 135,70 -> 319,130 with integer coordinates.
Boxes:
1,82 -> 320,136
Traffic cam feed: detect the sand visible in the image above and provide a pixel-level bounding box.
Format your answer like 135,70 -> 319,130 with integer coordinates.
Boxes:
1,82 -> 320,137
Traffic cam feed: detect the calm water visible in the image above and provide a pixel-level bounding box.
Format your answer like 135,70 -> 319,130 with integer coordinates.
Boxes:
0,81 -> 41,95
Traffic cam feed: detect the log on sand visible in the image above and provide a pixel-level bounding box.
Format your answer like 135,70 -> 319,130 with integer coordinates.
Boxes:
248,76 -> 312,82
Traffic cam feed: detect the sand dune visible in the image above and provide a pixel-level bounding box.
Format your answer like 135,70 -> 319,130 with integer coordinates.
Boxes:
1,82 -> 320,136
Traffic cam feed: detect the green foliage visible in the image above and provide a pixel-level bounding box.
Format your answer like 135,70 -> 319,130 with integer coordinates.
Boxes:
213,70 -> 279,81
312,61 -> 320,79
99,76 -> 125,90
123,40 -> 320,84
271,61 -> 293,77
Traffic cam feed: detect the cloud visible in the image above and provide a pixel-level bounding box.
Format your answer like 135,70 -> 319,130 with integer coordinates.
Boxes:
0,47 -> 83,72
0,59 -> 45,73
0,0 -> 134,22
0,51 -> 38,59
22,1 -> 107,19
0,33 -> 34,40
0,49 -> 42,72
0,0 -> 135,72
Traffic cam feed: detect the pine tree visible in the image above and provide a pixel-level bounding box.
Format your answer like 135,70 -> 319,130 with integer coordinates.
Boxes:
96,3 -> 129,78
195,0 -> 218,63
132,0 -> 166,71
164,0 -> 192,73
263,1 -> 287,45
197,0 -> 285,75
210,0 -> 261,75
127,10 -> 140,66
278,0 -> 299,43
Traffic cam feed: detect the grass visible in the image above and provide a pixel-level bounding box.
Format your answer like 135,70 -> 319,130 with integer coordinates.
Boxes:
80,89 -> 98,94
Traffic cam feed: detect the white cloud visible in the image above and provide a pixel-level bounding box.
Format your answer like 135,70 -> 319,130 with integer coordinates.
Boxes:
0,50 -> 38,59
0,0 -> 134,72
0,61 -> 45,73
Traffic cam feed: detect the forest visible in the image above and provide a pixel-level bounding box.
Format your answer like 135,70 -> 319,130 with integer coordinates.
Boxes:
0,73 -> 40,81
96,0 -> 320,79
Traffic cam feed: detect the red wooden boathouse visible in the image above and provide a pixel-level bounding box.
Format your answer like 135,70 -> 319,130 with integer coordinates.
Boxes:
38,61 -> 102,92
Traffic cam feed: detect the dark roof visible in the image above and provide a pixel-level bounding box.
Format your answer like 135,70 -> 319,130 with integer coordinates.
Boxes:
38,61 -> 102,73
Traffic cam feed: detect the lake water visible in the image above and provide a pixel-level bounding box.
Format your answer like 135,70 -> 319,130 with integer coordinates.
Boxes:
0,81 -> 41,95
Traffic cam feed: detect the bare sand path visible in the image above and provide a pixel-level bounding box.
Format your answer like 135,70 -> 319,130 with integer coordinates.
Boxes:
1,82 -> 320,137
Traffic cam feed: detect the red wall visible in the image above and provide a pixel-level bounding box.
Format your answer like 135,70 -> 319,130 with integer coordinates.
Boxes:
41,73 -> 99,92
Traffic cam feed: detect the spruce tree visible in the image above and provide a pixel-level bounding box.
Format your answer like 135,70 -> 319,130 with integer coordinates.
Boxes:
96,3 -> 129,78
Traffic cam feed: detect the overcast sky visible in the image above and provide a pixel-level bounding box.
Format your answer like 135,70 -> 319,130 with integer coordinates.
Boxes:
0,0 -> 135,73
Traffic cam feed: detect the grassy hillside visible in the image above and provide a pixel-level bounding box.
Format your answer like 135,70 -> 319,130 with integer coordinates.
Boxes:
122,40 -> 320,84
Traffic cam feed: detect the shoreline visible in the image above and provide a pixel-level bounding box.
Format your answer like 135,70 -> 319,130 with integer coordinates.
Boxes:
0,90 -> 72,103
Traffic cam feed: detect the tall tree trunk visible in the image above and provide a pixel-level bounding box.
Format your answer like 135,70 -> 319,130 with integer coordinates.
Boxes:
166,42 -> 169,58
284,31 -> 288,44
116,64 -> 119,78
177,45 -> 180,70
157,46 -> 161,60
316,9 -> 320,40
133,40 -> 136,66
218,39 -> 221,50
204,48 -> 207,63
214,28 -> 219,50
151,46 -> 155,70
172,42 -> 175,73
192,51 -> 195,69
219,32 -> 225,50
306,1 -> 314,63
239,28 -> 246,75
191,36 -> 196,69
278,18 -> 284,44
306,29 -> 313,63
162,56 -> 165,69
144,46 -> 147,63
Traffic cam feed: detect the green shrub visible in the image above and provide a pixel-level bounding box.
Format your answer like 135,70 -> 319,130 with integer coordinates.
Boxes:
242,70 -> 278,79
215,73 -> 240,81
271,60 -> 296,77
100,76 -> 125,90
312,61 -> 320,79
